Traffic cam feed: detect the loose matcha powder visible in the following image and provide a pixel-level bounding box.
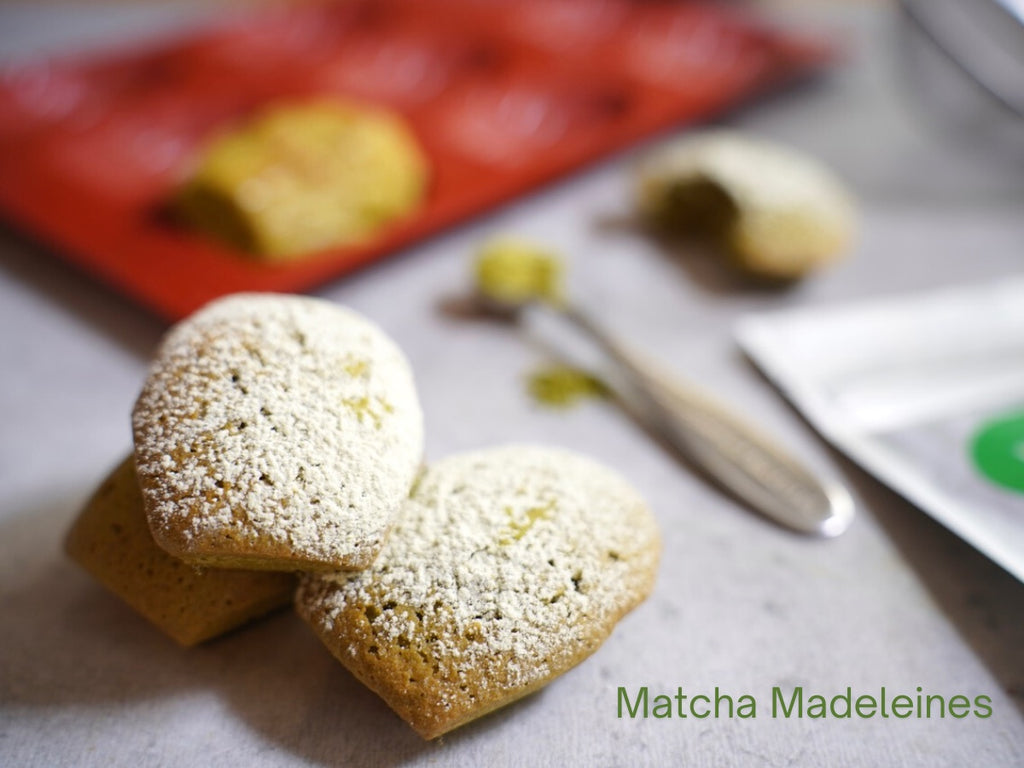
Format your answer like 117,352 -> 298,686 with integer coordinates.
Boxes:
527,364 -> 610,409
470,236 -> 608,409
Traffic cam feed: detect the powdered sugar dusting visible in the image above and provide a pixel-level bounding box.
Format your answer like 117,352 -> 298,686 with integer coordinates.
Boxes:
132,293 -> 423,568
297,445 -> 660,734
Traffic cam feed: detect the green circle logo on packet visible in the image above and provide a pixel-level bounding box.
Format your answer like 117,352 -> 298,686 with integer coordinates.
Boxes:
970,410 -> 1024,494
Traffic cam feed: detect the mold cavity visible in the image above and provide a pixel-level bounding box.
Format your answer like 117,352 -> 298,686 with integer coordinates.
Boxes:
571,570 -> 583,592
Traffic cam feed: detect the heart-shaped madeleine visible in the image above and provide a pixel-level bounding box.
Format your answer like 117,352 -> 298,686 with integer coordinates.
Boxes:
297,445 -> 661,739
132,293 -> 423,572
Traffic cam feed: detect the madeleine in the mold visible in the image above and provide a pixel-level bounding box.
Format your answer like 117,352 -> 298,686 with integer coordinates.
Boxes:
297,445 -> 660,739
177,100 -> 429,259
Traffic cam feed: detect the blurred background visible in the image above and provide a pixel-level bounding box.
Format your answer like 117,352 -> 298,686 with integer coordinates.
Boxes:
0,0 -> 1022,313
1,2 -> 1022,765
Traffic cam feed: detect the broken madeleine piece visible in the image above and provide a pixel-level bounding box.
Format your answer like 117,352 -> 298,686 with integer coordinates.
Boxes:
177,100 -> 429,260
637,131 -> 856,280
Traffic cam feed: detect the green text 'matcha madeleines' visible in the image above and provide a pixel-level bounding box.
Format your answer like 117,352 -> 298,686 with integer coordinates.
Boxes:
617,686 -> 993,720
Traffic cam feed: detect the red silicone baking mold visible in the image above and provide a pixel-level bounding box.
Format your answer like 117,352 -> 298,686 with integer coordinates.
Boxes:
0,0 -> 834,321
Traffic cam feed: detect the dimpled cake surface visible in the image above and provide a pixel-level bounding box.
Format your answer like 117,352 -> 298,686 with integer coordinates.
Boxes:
65,456 -> 296,646
132,293 -> 424,572
296,445 -> 661,739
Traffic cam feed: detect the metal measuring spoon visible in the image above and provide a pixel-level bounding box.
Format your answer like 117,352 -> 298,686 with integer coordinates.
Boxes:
468,291 -> 855,537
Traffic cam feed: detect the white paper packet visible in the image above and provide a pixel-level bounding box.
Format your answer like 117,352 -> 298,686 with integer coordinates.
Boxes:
736,278 -> 1024,582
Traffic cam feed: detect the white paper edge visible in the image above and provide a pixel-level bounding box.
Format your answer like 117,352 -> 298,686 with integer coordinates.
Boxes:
736,313 -> 1024,584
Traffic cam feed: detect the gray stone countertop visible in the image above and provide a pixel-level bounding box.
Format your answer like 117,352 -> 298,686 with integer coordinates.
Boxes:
1,3 -> 1021,766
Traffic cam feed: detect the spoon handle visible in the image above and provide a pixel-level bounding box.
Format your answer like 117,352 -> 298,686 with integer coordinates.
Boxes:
562,305 -> 854,536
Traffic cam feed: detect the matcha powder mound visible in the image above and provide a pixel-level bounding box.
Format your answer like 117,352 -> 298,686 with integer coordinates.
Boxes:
473,236 -> 564,305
